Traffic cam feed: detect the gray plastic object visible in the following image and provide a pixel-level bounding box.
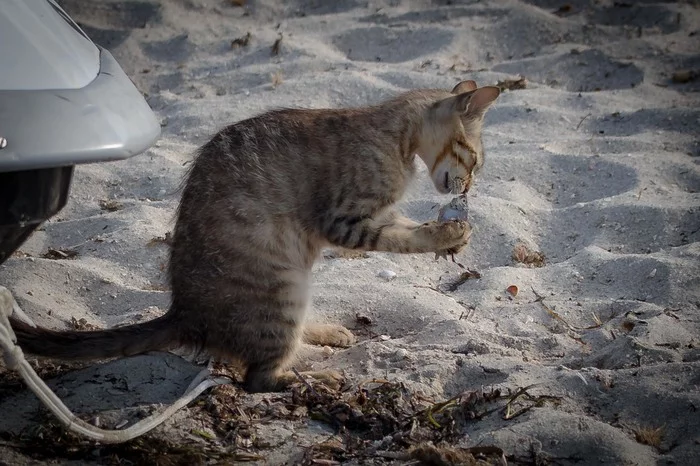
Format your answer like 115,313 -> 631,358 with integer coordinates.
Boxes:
0,0 -> 160,173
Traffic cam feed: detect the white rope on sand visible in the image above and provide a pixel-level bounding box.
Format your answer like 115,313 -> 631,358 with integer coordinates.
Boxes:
0,286 -> 231,444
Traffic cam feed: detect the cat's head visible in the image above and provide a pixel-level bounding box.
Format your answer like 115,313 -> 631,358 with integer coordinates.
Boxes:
418,80 -> 500,195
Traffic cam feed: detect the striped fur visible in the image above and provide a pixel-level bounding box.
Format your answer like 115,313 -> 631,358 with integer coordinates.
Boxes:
11,81 -> 499,393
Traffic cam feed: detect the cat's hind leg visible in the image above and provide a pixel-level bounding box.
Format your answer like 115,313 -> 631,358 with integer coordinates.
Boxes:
303,323 -> 356,347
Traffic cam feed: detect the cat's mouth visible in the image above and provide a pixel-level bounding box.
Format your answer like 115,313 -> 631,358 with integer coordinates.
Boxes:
448,176 -> 470,194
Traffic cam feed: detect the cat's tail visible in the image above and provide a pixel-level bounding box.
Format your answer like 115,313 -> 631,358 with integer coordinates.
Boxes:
9,313 -> 178,360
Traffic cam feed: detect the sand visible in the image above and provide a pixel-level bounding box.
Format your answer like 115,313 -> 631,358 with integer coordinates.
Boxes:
1,0 -> 699,464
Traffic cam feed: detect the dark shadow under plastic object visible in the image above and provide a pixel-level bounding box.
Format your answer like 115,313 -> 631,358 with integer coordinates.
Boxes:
0,167 -> 73,264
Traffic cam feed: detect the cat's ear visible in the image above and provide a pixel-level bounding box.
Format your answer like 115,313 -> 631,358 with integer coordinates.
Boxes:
451,80 -> 477,94
458,86 -> 500,120
465,86 -> 501,118
434,86 -> 499,120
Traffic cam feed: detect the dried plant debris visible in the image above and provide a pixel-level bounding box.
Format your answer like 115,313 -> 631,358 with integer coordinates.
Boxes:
496,77 -> 527,91
231,31 -> 251,48
288,380 -> 555,463
271,34 -> 283,56
6,379 -> 543,464
633,424 -> 665,449
355,313 -> 373,326
8,417 -> 250,465
147,231 -> 173,247
408,443 -> 506,465
98,199 -> 124,212
70,317 -> 100,331
531,287 -> 604,333
553,4 -> 573,16
271,71 -> 283,88
442,270 -> 481,292
230,0 -> 246,6
42,247 -> 78,260
671,69 -> 697,83
621,319 -> 636,332
304,441 -> 506,465
512,242 -> 546,267
143,282 -> 170,292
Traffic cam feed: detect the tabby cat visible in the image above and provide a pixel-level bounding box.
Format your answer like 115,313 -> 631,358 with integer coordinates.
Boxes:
11,80 -> 499,392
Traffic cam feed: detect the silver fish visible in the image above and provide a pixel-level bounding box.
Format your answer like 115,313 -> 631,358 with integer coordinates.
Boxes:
437,194 -> 469,223
435,195 -> 469,262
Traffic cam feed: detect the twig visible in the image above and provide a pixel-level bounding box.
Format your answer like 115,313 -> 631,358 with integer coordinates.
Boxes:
503,384 -> 540,420
412,284 -> 442,293
531,287 -> 574,330
576,113 -> 591,130
271,34 -> 283,55
291,366 -> 318,395
530,287 -> 602,332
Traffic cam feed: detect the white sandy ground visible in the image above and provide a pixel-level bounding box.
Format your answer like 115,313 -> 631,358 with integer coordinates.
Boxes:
1,0 -> 699,464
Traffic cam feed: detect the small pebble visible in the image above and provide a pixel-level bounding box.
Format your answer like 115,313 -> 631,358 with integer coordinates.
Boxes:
379,334 -> 391,341
377,269 -> 397,281
394,348 -> 408,359
648,268 -> 657,278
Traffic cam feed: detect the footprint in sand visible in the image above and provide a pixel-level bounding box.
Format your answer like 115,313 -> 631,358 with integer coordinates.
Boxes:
332,26 -> 453,63
58,0 -> 161,49
498,154 -> 638,208
493,49 -> 644,92
141,33 -> 194,63
588,3 -> 683,34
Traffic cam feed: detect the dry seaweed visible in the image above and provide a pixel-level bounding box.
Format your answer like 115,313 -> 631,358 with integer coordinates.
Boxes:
98,199 -> 124,212
512,242 -> 545,267
231,32 -> 251,48
271,34 -> 283,56
496,77 -> 527,91
288,380 -> 549,463
671,69 -> 697,83
443,270 -> 481,292
271,71 -> 283,88
42,248 -> 78,260
355,313 -> 373,326
633,424 -> 665,449
6,376 -> 539,464
70,317 -> 100,331
6,417 -> 248,465
147,232 -> 173,247
531,287 -> 605,332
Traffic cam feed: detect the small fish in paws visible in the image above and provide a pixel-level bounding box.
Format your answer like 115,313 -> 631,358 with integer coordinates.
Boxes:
435,195 -> 469,261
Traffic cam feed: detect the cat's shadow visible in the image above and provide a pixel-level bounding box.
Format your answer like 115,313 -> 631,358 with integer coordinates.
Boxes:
0,352 -> 201,436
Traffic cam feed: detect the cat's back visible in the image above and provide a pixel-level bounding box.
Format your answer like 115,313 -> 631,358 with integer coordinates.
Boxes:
220,106 -> 370,153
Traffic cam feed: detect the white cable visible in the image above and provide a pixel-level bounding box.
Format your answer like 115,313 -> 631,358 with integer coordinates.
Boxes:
0,286 -> 230,444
